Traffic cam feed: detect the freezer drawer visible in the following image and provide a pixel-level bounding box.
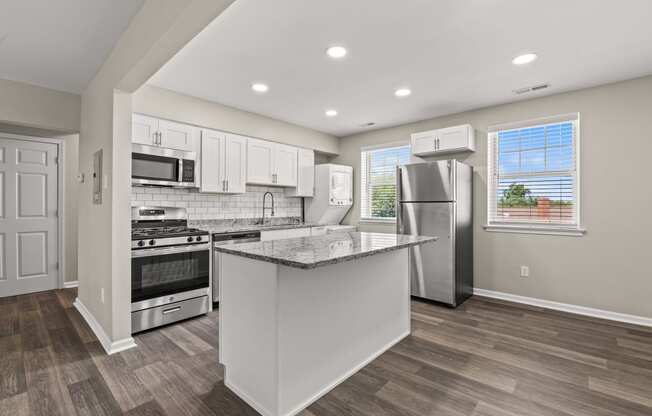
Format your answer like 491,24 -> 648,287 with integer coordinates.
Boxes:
400,202 -> 455,304
398,161 -> 454,202
131,295 -> 209,333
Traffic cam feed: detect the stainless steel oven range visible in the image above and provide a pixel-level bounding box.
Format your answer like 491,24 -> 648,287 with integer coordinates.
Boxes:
131,206 -> 210,333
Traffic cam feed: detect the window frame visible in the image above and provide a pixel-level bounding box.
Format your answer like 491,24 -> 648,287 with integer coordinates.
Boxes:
359,141 -> 410,223
484,113 -> 585,236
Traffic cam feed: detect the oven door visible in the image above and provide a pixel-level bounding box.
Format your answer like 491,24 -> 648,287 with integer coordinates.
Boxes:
131,243 -> 210,304
132,144 -> 196,187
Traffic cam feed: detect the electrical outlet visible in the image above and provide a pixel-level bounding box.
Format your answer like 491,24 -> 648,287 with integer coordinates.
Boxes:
100,288 -> 105,303
520,266 -> 530,278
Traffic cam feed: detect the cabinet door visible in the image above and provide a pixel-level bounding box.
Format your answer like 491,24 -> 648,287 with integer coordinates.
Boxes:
132,114 -> 159,146
275,144 -> 298,187
200,129 -> 225,193
286,148 -> 314,197
247,138 -> 275,185
224,134 -> 247,193
437,125 -> 473,152
159,119 -> 196,151
411,133 -> 436,155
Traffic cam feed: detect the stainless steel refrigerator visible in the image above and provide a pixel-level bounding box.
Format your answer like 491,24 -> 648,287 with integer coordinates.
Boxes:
397,160 -> 473,307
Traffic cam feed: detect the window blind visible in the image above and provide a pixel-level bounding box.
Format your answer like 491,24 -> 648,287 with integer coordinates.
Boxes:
487,115 -> 580,228
360,144 -> 411,220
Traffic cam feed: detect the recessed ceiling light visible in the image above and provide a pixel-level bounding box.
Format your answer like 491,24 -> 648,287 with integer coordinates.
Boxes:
251,83 -> 269,93
394,88 -> 411,97
512,53 -> 538,65
325,109 -> 338,117
326,45 -> 347,59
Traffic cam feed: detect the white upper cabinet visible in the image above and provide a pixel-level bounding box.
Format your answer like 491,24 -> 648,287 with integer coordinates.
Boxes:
200,129 -> 247,194
247,138 -> 276,185
411,124 -> 475,156
224,133 -> 247,193
132,114 -> 198,152
200,129 -> 226,193
274,144 -> 298,187
247,138 -> 298,187
158,119 -> 196,152
132,114 -> 159,146
286,148 -> 314,197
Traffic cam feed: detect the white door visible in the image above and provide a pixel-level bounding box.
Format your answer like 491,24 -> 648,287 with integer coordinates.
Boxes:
159,119 -> 196,151
247,138 -> 275,185
0,137 -> 59,297
200,129 -> 226,193
438,125 -> 471,152
132,114 -> 159,146
224,134 -> 247,193
274,144 -> 298,186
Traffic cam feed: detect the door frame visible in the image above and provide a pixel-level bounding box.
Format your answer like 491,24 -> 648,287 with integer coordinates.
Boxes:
0,132 -> 67,291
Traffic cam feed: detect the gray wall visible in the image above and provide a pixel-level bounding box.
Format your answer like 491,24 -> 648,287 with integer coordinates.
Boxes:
133,85 -> 340,155
334,75 -> 652,319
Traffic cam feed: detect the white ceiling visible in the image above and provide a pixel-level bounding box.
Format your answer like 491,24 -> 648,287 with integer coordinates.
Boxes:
150,0 -> 652,137
0,0 -> 144,93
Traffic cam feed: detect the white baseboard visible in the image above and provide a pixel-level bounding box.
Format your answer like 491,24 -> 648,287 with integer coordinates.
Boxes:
474,289 -> 652,328
73,297 -> 137,355
63,280 -> 78,288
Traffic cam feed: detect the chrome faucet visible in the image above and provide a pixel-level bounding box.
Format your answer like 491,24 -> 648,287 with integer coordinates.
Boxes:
261,191 -> 275,224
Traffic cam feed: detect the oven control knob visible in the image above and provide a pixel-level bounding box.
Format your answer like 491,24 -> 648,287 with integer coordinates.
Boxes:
195,236 -> 202,242
148,239 -> 156,246
187,236 -> 193,243
137,240 -> 145,247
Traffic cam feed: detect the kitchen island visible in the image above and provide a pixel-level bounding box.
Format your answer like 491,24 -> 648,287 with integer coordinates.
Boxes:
215,231 -> 437,416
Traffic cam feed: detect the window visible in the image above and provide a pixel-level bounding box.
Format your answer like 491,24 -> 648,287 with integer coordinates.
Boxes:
360,143 -> 411,221
486,113 -> 584,235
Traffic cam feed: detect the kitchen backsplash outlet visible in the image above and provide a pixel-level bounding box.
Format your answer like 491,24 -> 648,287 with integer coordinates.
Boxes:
131,186 -> 303,220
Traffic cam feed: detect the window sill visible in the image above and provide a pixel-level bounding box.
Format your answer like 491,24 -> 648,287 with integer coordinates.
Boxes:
359,218 -> 397,225
484,224 -> 586,237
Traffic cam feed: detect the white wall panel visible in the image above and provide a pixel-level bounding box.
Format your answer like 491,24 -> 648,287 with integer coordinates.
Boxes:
17,173 -> 47,217
0,234 -> 5,280
17,148 -> 47,165
17,231 -> 47,278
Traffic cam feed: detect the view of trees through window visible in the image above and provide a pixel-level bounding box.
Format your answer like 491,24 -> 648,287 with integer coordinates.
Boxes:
361,145 -> 411,220
493,121 -> 577,224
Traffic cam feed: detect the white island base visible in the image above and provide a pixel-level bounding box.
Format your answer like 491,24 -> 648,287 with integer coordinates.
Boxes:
218,249 -> 410,416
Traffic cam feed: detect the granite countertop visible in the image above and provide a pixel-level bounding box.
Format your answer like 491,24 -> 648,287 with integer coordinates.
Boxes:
213,231 -> 438,269
190,217 -> 317,235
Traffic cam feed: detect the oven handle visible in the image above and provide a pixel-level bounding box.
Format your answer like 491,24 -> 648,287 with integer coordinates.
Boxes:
131,243 -> 210,258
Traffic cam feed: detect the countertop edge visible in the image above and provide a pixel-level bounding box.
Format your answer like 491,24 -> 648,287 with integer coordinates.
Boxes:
214,236 -> 438,269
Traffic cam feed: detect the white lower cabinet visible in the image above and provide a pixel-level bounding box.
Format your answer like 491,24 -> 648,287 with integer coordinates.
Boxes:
200,129 -> 246,194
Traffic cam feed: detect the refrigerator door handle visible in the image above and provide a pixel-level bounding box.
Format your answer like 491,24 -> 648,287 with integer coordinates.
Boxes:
396,166 -> 403,234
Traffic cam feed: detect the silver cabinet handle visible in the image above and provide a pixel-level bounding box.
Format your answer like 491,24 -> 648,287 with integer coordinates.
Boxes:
226,179 -> 229,192
162,306 -> 181,315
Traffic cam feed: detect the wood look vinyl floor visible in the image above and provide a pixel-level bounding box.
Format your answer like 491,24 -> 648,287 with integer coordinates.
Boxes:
1,289 -> 651,416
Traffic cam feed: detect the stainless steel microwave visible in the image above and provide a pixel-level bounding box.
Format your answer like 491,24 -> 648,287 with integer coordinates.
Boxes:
132,144 -> 198,188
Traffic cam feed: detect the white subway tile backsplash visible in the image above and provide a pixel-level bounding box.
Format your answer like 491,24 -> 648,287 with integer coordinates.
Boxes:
131,185 -> 302,220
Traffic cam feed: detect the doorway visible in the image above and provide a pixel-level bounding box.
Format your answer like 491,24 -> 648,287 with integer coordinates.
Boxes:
0,134 -> 60,297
